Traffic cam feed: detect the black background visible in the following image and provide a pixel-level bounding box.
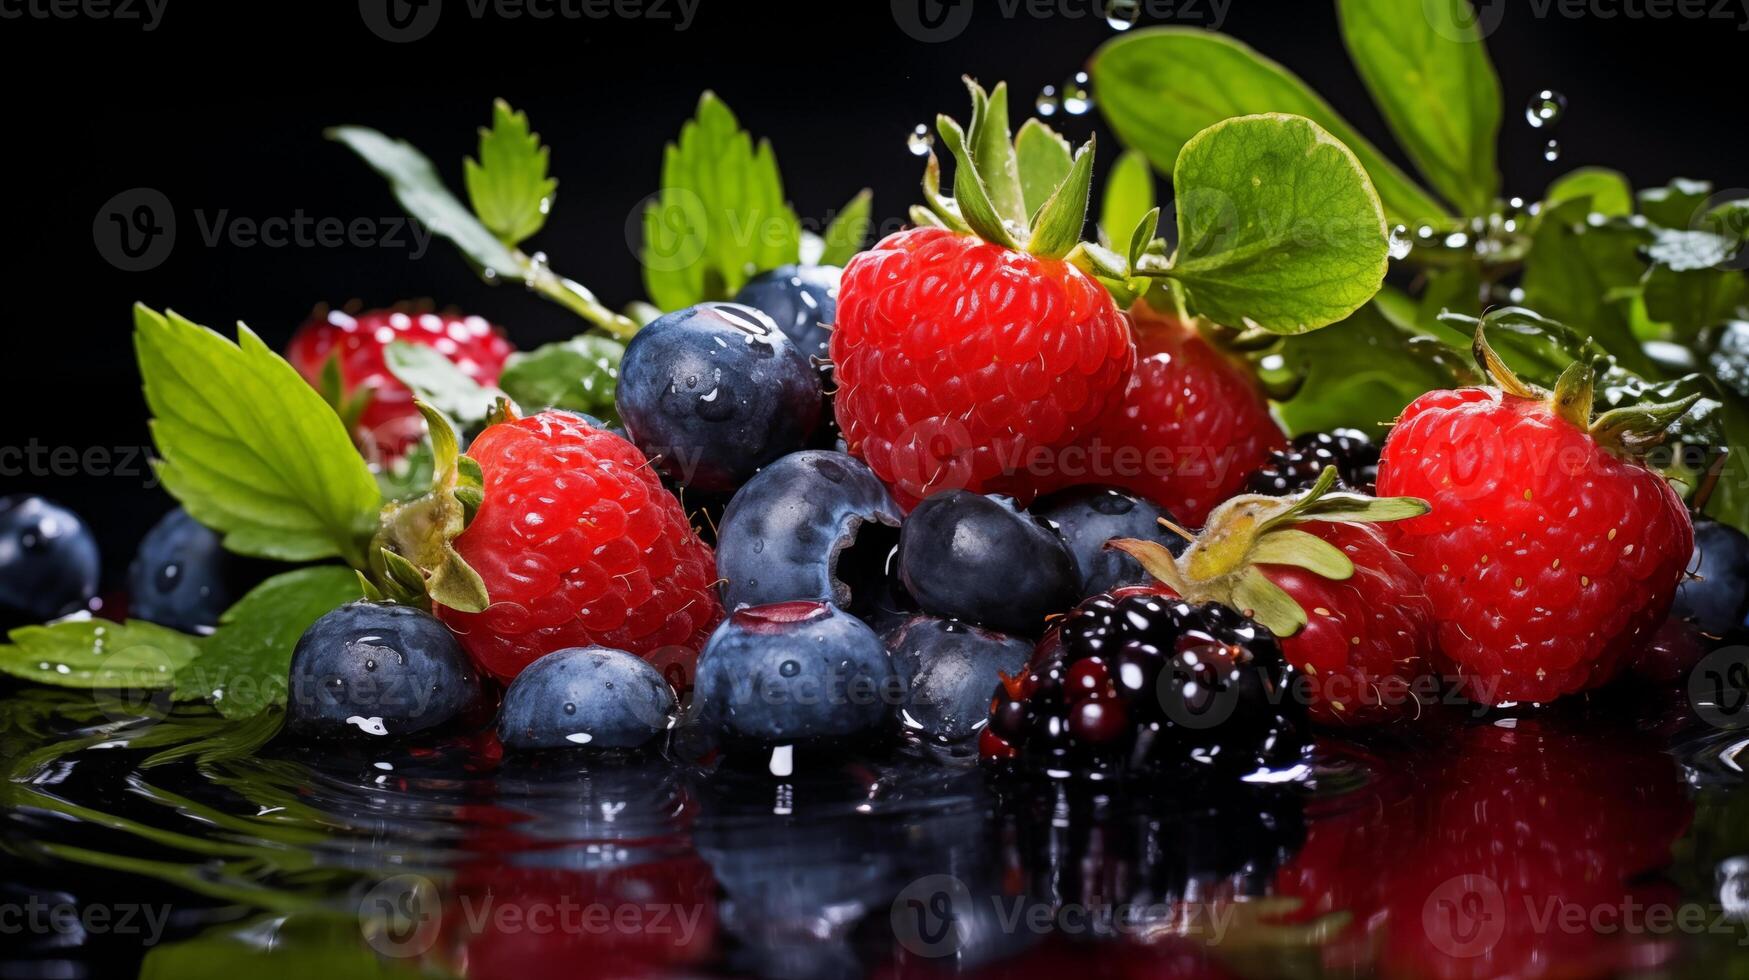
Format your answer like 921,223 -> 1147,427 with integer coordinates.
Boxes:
4,0 -> 1746,582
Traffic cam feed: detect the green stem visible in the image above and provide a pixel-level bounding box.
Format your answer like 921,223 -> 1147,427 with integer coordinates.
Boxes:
518,251 -> 640,340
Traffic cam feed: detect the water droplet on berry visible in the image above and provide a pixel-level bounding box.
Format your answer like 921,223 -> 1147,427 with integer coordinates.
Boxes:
779,660 -> 801,677
1525,89 -> 1566,128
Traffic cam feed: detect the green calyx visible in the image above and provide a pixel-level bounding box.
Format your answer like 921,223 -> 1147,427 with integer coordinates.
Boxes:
913,78 -> 1096,260
365,401 -> 490,613
1471,320 -> 1701,456
1109,467 -> 1429,637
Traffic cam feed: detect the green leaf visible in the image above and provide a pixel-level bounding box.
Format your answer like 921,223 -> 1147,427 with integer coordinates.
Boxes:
1250,528 -> 1355,579
1336,0 -> 1501,215
1644,264 -> 1746,339
1165,114 -> 1389,334
1015,118 -> 1074,219
1091,27 -> 1453,229
819,189 -> 873,266
383,341 -> 502,425
1544,167 -> 1633,217
328,125 -> 523,279
642,92 -> 802,310
1519,199 -> 1658,376
0,619 -> 201,690
1265,300 -> 1477,434
1027,138 -> 1096,260
497,334 -> 625,423
135,306 -> 383,566
936,114 -> 1022,249
464,99 -> 557,246
1649,229 -> 1738,272
1638,178 -> 1713,228
1099,149 -> 1155,250
966,80 -> 1028,229
173,567 -> 362,719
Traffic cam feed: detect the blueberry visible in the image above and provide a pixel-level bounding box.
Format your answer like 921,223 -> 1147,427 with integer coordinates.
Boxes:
886,616 -> 1032,744
287,601 -> 481,739
616,302 -> 822,493
731,264 -> 839,368
690,601 -> 896,748
1030,486 -> 1187,598
898,491 -> 1078,636
498,646 -> 678,752
716,451 -> 901,616
127,508 -> 277,634
1674,519 -> 1749,636
0,495 -> 99,630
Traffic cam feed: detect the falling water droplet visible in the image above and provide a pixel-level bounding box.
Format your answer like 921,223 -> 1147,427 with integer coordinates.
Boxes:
1542,139 -> 1562,163
1062,72 -> 1093,115
1388,224 -> 1413,260
1525,90 -> 1567,129
1035,85 -> 1060,117
1104,0 -> 1140,30
906,124 -> 933,156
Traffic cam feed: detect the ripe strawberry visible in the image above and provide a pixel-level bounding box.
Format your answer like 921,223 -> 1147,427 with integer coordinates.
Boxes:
1376,327 -> 1697,704
831,82 -> 1134,510
1113,467 -> 1437,726
433,410 -> 722,683
287,306 -> 515,459
1063,300 -> 1284,525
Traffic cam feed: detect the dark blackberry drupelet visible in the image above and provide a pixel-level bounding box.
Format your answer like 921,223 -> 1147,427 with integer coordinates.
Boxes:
981,593 -> 1306,777
1246,428 -> 1380,496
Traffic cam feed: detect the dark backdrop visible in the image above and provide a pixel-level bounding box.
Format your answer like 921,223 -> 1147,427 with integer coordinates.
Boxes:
4,0 -> 1745,582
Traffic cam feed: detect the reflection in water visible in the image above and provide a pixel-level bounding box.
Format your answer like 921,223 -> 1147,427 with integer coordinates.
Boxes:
2,685 -> 1746,979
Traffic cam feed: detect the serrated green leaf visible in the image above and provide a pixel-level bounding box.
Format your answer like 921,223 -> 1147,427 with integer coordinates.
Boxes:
135,306 -> 383,566
1545,167 -> 1633,217
1027,138 -> 1096,259
497,335 -> 624,423
383,341 -> 502,425
0,619 -> 201,690
1638,178 -> 1713,229
1099,149 -> 1155,251
1091,28 -> 1452,229
328,125 -> 523,279
1015,119 -> 1074,219
1165,114 -> 1388,334
171,567 -> 363,718
642,92 -> 802,310
1520,200 -> 1657,376
464,99 -> 557,246
1336,0 -> 1501,215
820,189 -> 873,266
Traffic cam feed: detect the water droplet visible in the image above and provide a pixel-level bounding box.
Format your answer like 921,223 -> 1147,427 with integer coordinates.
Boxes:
364,659 -> 377,672
1104,0 -> 1140,30
1062,72 -> 1093,115
154,562 -> 181,593
1388,224 -> 1413,260
1525,89 -> 1566,128
1035,85 -> 1060,117
906,124 -> 933,156
1542,139 -> 1562,163
563,702 -> 577,715
779,660 -> 801,677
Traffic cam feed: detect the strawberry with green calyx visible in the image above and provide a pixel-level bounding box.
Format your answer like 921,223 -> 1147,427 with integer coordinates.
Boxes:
832,79 -> 1135,508
1112,467 -> 1438,726
1376,317 -> 1700,704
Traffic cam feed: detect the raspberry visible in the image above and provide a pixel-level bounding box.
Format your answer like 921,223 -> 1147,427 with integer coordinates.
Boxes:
435,411 -> 722,683
1064,302 -> 1283,525
1246,428 -> 1380,496
832,226 -> 1133,509
1376,333 -> 1695,704
287,307 -> 514,459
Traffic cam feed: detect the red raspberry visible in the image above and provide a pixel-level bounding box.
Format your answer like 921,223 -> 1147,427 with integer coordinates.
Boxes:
435,411 -> 722,683
832,226 -> 1133,509
1064,302 -> 1284,525
287,307 -> 515,459
1376,349 -> 1695,704
1109,468 -> 1436,726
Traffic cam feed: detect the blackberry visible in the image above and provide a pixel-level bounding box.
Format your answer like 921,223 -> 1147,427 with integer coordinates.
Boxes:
981,593 -> 1306,778
1245,428 -> 1380,496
